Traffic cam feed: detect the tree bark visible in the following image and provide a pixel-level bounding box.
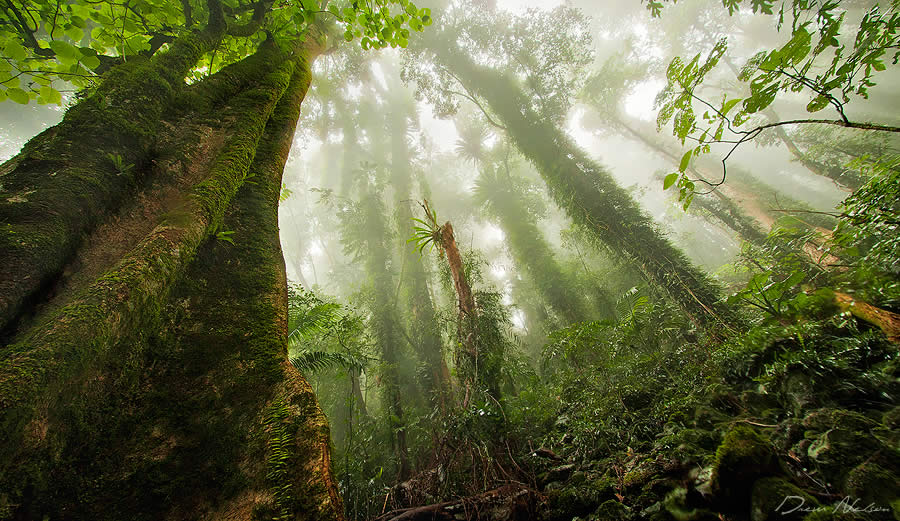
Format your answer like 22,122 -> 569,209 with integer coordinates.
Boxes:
0,34 -> 343,521
389,100 -> 450,409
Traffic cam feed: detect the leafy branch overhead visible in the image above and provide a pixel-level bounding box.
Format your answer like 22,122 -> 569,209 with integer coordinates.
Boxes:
654,0 -> 900,208
0,0 -> 433,105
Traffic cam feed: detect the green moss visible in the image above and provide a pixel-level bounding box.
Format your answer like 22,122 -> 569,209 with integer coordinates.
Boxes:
594,499 -> 632,520
751,477 -> 818,521
882,406 -> 900,430
802,408 -> 879,434
806,429 -> 875,486
711,425 -> 781,507
663,487 -> 720,521
843,463 -> 899,516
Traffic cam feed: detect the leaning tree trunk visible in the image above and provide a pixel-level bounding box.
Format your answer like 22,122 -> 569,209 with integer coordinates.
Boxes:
481,179 -> 592,324
430,39 -> 733,330
0,33 -> 343,521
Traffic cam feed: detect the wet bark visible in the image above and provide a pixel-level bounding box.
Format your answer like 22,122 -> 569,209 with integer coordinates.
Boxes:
834,292 -> 900,345
0,34 -> 343,521
0,26 -> 225,336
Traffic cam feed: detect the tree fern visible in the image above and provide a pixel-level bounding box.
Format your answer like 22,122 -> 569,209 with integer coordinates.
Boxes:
289,351 -> 366,374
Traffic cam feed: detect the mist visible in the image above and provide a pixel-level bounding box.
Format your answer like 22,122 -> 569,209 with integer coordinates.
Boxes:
1,0 -> 898,519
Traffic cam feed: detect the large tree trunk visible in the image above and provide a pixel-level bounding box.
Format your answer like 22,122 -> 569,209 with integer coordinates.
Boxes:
0,33 -> 343,521
480,175 -> 593,324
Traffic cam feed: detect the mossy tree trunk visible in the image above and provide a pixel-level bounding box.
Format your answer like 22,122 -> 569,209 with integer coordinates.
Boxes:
389,101 -> 450,410
608,117 -> 768,244
357,185 -> 412,481
430,40 -> 733,330
0,30 -> 343,521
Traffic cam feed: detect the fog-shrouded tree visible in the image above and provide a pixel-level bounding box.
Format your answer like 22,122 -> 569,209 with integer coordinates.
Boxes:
472,164 -> 592,325
0,0 -> 436,516
405,6 -> 734,329
386,82 -> 451,409
335,175 -> 413,481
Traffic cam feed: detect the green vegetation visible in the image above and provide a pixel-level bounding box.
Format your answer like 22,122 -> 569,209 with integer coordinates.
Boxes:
1,0 -> 899,520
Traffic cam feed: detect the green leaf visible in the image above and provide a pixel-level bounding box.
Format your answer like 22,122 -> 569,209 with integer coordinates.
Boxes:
81,54 -> 100,70
39,85 -> 62,104
721,98 -> 741,115
65,25 -> 84,43
806,95 -> 829,112
678,150 -> 692,172
663,173 -> 679,190
49,40 -> 79,60
4,40 -> 27,62
7,87 -> 29,104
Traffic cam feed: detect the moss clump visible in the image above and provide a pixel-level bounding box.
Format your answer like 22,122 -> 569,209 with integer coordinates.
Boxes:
751,477 -> 818,521
806,429 -> 874,486
663,487 -> 720,521
711,425 -> 781,507
802,408 -> 879,434
882,406 -> 900,430
594,499 -> 631,520
843,463 -> 898,519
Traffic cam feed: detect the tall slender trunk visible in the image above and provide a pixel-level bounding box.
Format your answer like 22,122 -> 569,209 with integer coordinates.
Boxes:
482,184 -> 592,323
0,36 -> 343,520
389,104 -> 449,409
611,116 -> 768,244
359,188 -> 411,480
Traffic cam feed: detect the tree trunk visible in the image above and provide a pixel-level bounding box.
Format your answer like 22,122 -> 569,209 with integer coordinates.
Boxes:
389,102 -> 450,409
610,116 -> 768,244
0,35 -> 343,521
360,187 -> 412,481
431,39 -> 733,329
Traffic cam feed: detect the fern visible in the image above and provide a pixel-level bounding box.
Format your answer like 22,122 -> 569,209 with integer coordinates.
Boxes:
290,351 -> 366,374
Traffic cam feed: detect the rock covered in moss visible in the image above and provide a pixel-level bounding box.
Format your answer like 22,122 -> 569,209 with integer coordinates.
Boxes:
693,405 -> 729,430
882,406 -> 900,430
802,408 -> 879,434
663,487 -> 720,521
751,477 -> 818,521
843,462 -> 899,520
594,499 -> 632,520
806,429 -> 873,485
711,425 -> 781,507
783,370 -> 819,415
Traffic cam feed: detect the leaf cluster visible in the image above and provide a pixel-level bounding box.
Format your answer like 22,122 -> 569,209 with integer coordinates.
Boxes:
654,0 -> 900,207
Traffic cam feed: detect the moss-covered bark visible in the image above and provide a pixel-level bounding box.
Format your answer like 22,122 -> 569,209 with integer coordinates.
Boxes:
0,27 -> 225,336
474,169 -> 592,324
357,185 -> 412,480
0,32 -> 343,520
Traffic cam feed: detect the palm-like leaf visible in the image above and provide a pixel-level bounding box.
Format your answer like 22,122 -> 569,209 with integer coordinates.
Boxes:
290,351 -> 366,374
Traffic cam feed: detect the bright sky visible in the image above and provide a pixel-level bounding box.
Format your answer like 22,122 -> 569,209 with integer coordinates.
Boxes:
624,80 -> 665,121
497,0 -> 562,11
